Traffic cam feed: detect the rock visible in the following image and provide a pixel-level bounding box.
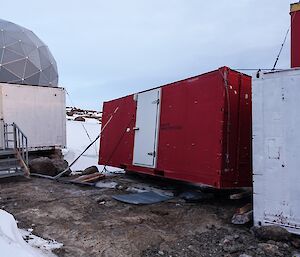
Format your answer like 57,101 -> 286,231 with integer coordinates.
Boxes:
66,111 -> 74,116
258,243 -> 283,256
82,166 -> 99,175
49,149 -> 63,159
206,223 -> 215,230
252,225 -> 291,241
221,235 -> 245,253
233,234 -> 240,240
74,116 -> 85,122
52,159 -> 71,176
29,157 -> 57,176
29,157 -> 71,176
223,243 -> 245,253
247,246 -> 256,251
292,238 -> 300,248
239,254 -> 252,257
232,211 -> 253,225
179,190 -> 214,202
267,240 -> 276,245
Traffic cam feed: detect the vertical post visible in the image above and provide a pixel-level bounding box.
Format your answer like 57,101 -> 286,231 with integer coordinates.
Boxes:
0,119 -> 5,150
4,123 -> 8,149
291,3 -> 300,68
25,138 -> 28,166
18,130 -> 21,151
13,124 -> 17,150
21,136 -> 24,160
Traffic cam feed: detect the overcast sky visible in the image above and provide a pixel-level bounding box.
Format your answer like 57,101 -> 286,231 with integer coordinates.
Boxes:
1,0 -> 294,109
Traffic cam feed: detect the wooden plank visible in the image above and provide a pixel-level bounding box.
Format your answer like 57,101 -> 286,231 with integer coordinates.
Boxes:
16,150 -> 30,177
236,203 -> 252,214
72,173 -> 105,183
230,190 -> 252,200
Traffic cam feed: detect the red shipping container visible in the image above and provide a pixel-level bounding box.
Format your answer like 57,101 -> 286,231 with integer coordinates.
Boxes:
291,2 -> 300,68
99,67 -> 252,188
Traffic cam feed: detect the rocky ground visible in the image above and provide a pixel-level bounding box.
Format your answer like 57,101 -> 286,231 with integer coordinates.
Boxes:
0,173 -> 299,257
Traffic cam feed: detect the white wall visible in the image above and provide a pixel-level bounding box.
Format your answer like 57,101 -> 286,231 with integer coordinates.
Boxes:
0,83 -> 66,150
253,69 -> 300,235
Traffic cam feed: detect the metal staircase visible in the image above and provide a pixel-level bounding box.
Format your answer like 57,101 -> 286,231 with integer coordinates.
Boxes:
0,122 -> 29,178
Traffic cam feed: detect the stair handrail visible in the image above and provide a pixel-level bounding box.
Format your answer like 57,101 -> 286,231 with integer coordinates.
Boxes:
12,123 -> 29,176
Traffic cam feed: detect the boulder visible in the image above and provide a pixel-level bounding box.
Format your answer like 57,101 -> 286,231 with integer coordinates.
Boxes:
292,238 -> 300,249
52,159 -> 71,176
29,157 -> 71,177
66,111 -> 74,116
252,225 -> 291,241
258,243 -> 283,256
29,157 -> 57,176
74,116 -> 85,122
82,166 -> 99,175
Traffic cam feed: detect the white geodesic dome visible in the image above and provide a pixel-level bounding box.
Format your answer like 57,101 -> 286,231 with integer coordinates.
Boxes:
0,19 -> 58,87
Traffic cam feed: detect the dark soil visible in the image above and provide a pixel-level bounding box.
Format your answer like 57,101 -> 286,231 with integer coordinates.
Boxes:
0,174 -> 298,257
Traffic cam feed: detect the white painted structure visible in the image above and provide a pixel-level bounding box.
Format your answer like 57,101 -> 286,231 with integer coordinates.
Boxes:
133,88 -> 161,168
0,83 -> 66,151
253,68 -> 300,235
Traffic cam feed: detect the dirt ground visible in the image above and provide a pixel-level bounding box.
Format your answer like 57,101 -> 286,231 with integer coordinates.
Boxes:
0,173 -> 298,257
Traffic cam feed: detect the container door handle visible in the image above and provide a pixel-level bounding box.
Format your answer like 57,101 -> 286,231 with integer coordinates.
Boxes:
147,151 -> 156,157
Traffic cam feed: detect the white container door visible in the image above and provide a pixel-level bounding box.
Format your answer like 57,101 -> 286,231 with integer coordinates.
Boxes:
253,69 -> 300,234
133,88 -> 161,168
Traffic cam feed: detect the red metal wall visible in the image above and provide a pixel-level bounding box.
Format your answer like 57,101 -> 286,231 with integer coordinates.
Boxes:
99,67 -> 252,188
291,3 -> 300,68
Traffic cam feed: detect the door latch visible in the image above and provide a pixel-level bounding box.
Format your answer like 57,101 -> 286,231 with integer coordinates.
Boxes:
133,127 -> 140,131
147,151 -> 156,157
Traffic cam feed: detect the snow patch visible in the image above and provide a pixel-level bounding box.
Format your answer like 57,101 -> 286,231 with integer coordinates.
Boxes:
0,210 -> 61,257
95,181 -> 118,189
63,119 -> 123,174
20,229 -> 63,252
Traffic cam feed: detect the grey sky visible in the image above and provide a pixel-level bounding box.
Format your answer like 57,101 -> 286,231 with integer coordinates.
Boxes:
1,0 -> 294,109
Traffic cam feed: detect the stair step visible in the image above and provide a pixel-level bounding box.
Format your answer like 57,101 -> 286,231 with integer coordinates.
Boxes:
0,149 -> 16,156
0,165 -> 21,171
0,158 -> 18,164
0,170 -> 24,178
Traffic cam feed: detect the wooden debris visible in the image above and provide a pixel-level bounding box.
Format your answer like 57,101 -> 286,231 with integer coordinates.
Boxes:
72,173 -> 105,183
236,203 -> 252,214
232,210 -> 253,225
230,190 -> 252,200
232,203 -> 253,225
